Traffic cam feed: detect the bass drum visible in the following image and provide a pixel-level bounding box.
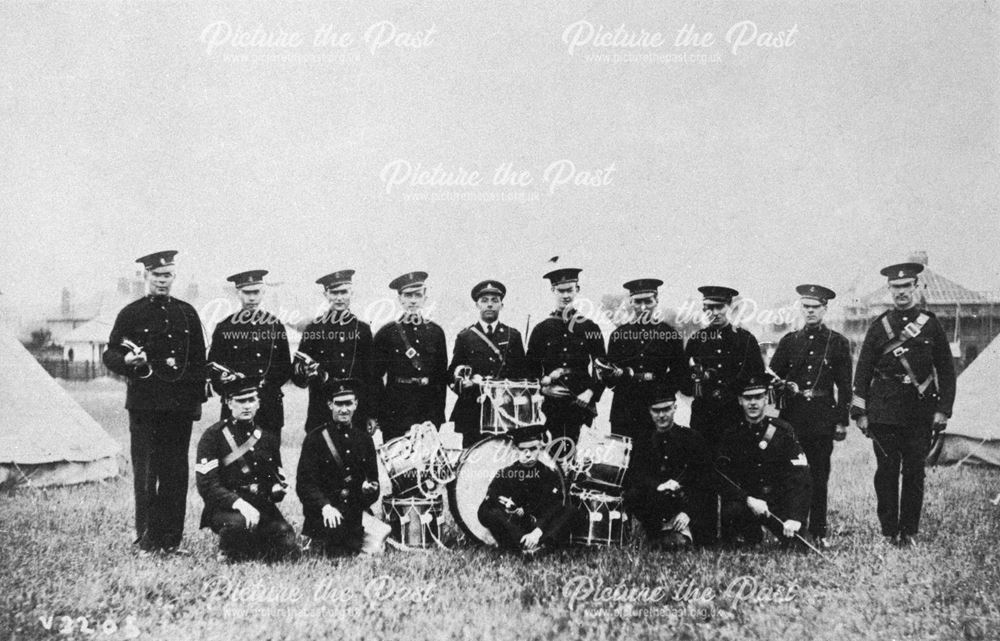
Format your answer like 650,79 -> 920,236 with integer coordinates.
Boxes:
447,434 -> 568,546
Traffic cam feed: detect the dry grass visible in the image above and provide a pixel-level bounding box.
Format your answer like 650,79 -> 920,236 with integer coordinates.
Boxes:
1,381 -> 998,640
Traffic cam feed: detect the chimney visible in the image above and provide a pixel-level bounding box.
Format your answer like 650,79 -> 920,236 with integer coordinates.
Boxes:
908,250 -> 928,266
61,287 -> 72,317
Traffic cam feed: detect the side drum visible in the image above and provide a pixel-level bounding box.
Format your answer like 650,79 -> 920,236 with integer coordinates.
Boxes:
480,379 -> 544,435
569,489 -> 630,547
382,496 -> 445,548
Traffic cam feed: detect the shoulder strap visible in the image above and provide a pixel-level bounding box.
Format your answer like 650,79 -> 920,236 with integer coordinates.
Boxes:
469,325 -> 503,359
880,313 -> 930,357
221,426 -> 261,468
320,428 -> 346,474
395,321 -> 424,369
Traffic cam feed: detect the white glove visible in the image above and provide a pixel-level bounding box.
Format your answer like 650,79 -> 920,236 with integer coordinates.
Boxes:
520,528 -> 543,550
746,497 -> 769,517
657,479 -> 681,493
674,512 -> 690,530
322,504 -> 344,529
783,519 -> 802,538
124,351 -> 148,367
233,498 -> 260,529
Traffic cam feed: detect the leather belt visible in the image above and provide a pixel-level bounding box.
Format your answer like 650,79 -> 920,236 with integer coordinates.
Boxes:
800,389 -> 830,400
633,371 -> 655,382
395,376 -> 430,386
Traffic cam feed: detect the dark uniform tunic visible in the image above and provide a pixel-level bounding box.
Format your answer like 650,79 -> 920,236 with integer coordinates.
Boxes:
478,461 -> 580,549
296,421 -> 380,553
525,311 -> 606,443
208,310 -> 292,435
624,423 -> 716,546
194,418 -> 296,559
606,319 -> 689,446
372,316 -> 448,440
716,416 -> 812,545
850,307 -> 956,538
683,324 -> 765,452
770,323 -> 852,537
448,322 -> 528,447
292,311 -> 375,432
103,295 -> 206,550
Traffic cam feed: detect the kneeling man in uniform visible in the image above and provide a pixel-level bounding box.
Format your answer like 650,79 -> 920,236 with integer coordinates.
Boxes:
478,424 -> 581,555
717,375 -> 812,548
625,385 -> 716,549
297,378 -> 383,556
195,377 -> 297,561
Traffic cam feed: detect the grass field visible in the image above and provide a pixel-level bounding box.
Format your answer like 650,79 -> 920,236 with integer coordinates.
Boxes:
2,380 -> 998,640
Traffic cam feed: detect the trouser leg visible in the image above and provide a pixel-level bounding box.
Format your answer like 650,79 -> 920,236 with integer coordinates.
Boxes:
720,498 -> 763,545
315,518 -> 365,556
800,437 -> 833,537
128,412 -> 157,547
871,425 -> 902,537
478,504 -> 530,550
212,510 -> 255,559
150,413 -> 193,549
255,510 -> 298,560
899,424 -> 931,536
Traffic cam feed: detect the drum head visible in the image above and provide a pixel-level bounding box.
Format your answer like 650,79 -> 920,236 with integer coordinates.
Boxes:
447,435 -> 567,546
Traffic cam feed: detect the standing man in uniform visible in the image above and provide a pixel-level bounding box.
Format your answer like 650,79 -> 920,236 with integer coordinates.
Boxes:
103,250 -> 207,554
448,280 -> 528,447
292,270 -> 376,434
624,386 -> 716,548
716,375 -> 812,548
684,285 -> 765,454
194,378 -> 298,562
603,278 -> 688,447
207,270 -> 292,440
372,271 -> 448,441
296,378 -> 382,556
851,262 -> 956,547
526,268 -> 606,444
769,284 -> 853,548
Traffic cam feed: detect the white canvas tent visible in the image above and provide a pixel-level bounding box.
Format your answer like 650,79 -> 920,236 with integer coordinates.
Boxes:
0,332 -> 121,487
929,336 -> 1000,467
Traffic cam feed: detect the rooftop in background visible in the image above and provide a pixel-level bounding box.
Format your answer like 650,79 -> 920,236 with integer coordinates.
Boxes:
846,250 -> 1000,312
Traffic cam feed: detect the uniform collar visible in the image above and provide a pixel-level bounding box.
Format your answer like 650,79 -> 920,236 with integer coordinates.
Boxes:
479,321 -> 498,334
800,322 -> 827,336
744,417 -> 767,437
328,419 -> 354,433
229,418 -> 256,437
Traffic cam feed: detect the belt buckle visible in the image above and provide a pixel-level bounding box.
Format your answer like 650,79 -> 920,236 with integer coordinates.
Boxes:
405,347 -> 418,359
902,374 -> 912,384
419,377 -> 429,386
892,346 -> 907,358
801,389 -> 814,400
639,372 -> 654,382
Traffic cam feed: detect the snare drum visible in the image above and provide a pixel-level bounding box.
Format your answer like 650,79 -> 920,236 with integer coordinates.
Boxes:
569,489 -> 630,547
382,496 -> 444,548
480,379 -> 544,435
378,423 -> 456,498
571,427 -> 632,493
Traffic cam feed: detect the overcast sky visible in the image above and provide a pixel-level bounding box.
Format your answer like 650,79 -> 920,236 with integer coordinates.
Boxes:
1,1 -> 997,331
